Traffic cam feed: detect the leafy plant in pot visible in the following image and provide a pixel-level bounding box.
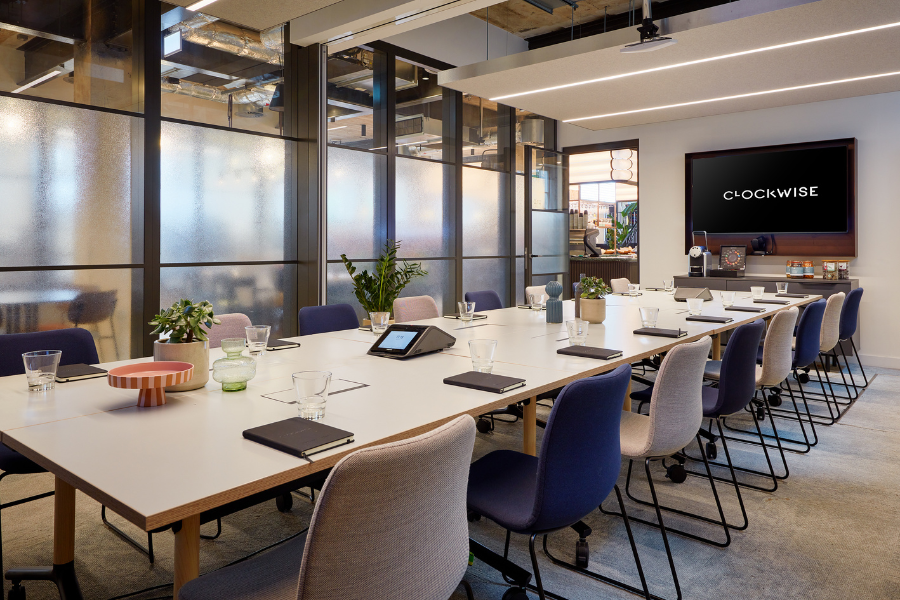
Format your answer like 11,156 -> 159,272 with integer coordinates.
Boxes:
149,299 -> 221,392
579,276 -> 612,323
341,240 -> 427,326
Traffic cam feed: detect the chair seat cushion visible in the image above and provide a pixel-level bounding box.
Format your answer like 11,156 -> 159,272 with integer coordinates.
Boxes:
705,360 -> 764,387
179,530 -> 306,600
629,386 -> 653,402
0,444 -> 46,475
467,450 -> 538,534
701,386 -> 722,417
620,412 -> 653,458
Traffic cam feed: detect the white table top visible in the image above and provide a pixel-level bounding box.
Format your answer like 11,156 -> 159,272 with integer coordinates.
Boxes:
0,291 -> 816,530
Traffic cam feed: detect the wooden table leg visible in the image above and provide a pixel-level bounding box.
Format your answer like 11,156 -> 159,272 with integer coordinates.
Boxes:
174,514 -> 201,598
523,397 -> 537,456
623,379 -> 632,412
711,334 -> 721,361
54,477 -> 76,565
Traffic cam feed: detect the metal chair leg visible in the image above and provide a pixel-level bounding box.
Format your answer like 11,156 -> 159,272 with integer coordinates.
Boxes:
101,505 -> 154,563
459,579 -> 475,600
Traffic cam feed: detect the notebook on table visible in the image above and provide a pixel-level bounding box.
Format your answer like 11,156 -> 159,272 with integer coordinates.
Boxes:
557,346 -> 623,360
55,364 -> 108,383
633,328 -> 687,339
753,299 -> 790,305
775,293 -> 810,298
243,418 -> 354,462
724,306 -> 766,313
443,372 -> 526,394
267,339 -> 300,351
685,316 -> 734,324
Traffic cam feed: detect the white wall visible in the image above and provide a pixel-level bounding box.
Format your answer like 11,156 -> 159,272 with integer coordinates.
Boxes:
560,91 -> 900,368
382,14 -> 528,67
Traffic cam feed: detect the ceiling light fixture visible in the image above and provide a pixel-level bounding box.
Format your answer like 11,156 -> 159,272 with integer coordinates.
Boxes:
491,21 -> 900,102
12,71 -> 62,94
620,0 -> 677,54
186,0 -> 219,11
564,70 -> 900,122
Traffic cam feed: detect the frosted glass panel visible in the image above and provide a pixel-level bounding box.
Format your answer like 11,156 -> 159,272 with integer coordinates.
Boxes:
463,258 -> 508,307
0,96 -> 140,268
328,147 -> 386,260
160,264 -> 293,339
0,268 -> 138,362
396,158 -> 454,258
533,212 -> 568,256
326,261 -> 374,321
516,257 -> 525,306
533,256 -> 567,275
516,175 -> 525,255
160,122 -> 288,263
398,259 -> 455,315
463,167 -> 508,257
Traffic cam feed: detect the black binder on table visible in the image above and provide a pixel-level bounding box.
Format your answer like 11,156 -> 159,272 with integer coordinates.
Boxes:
55,364 -> 107,383
557,346 -> 623,360
267,339 -> 300,351
754,299 -> 790,305
724,306 -> 766,313
775,293 -> 810,298
443,372 -> 526,394
633,328 -> 687,339
685,316 -> 734,324
243,418 -> 354,461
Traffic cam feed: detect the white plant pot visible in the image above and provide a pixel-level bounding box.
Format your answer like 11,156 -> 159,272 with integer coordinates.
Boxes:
153,340 -> 209,392
580,298 -> 607,324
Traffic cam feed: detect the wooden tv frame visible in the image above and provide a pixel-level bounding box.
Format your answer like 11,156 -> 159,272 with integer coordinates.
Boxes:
684,138 -> 857,257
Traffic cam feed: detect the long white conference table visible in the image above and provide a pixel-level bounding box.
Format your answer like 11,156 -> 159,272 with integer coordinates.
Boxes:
0,290 -> 817,598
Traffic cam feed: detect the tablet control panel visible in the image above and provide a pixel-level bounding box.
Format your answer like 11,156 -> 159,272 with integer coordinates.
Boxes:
368,325 -> 456,359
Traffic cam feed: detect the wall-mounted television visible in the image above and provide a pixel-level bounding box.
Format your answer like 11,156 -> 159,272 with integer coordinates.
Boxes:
685,139 -> 856,256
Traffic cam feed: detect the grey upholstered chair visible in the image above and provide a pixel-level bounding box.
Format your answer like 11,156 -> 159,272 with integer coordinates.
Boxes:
204,313 -> 252,349
179,415 -> 477,600
798,292 -> 846,425
393,295 -> 440,323
609,278 -> 630,294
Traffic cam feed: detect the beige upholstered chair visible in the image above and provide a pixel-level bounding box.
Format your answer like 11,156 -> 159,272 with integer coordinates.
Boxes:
179,415 -> 477,600
525,285 -> 547,303
204,313 -> 252,349
609,278 -> 630,294
393,295 -> 439,323
819,292 -> 845,353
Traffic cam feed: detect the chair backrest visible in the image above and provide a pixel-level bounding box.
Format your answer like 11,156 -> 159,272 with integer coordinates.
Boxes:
712,320 -> 766,416
464,290 -> 503,311
793,299 -> 826,369
609,278 -> 630,294
296,415 -> 476,600
393,295 -> 439,323
0,328 -> 99,377
67,290 -> 117,325
819,292 -> 845,352
525,285 -> 547,302
644,337 -> 713,457
297,304 -> 360,336
203,313 -> 252,349
758,307 -> 799,388
839,287 -> 863,341
525,365 -> 631,533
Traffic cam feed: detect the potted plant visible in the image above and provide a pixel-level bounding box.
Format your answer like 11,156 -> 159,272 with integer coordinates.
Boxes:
341,240 -> 427,325
149,299 -> 221,392
579,276 -> 611,323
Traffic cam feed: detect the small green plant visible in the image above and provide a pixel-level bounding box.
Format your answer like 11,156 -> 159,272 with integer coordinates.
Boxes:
614,203 -> 638,247
149,299 -> 220,343
341,240 -> 427,314
580,276 -> 611,299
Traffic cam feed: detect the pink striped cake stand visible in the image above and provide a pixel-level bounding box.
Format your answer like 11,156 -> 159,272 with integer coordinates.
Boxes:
107,362 -> 195,407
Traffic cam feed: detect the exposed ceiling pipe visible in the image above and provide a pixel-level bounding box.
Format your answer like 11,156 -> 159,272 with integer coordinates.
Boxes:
168,14 -> 284,66
161,77 -> 277,105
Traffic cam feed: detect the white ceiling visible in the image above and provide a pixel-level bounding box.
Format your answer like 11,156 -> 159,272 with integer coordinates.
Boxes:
438,0 -> 900,131
165,0 -> 343,30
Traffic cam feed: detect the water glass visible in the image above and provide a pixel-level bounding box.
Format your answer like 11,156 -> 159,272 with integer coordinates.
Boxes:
721,291 -> 736,307
245,325 -> 271,358
565,319 -> 589,346
469,339 -> 498,374
457,301 -> 476,322
529,294 -> 545,311
369,311 -> 390,334
687,298 -> 704,316
750,286 -> 766,300
776,282 -> 788,294
627,283 -> 641,296
22,350 -> 62,392
663,279 -> 674,293
639,307 -> 660,328
293,371 -> 332,420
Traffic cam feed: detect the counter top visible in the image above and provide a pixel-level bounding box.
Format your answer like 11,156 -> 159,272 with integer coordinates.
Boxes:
571,255 -> 638,261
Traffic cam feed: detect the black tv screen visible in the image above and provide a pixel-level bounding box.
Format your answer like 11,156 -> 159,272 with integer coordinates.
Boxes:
689,144 -> 850,234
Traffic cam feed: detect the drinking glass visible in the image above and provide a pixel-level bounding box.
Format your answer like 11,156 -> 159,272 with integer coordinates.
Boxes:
245,325 -> 271,358
663,279 -> 674,293
22,350 -> 62,392
293,371 -> 332,420
457,301 -> 476,322
776,282 -> 788,294
639,307 -> 660,328
721,291 -> 736,307
750,286 -> 766,300
565,319 -> 589,346
627,283 -> 640,296
469,339 -> 498,373
687,298 -> 704,316
529,294 -> 545,311
369,311 -> 390,334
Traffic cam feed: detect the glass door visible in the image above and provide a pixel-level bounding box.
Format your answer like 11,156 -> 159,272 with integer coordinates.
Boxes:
525,148 -> 570,298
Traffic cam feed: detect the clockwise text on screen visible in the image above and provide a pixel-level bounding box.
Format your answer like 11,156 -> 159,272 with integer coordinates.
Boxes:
723,187 -> 819,200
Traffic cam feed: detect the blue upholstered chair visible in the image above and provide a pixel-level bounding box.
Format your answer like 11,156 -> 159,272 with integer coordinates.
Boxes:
464,290 -> 503,311
297,304 -> 360,336
467,365 -> 651,600
837,288 -> 866,391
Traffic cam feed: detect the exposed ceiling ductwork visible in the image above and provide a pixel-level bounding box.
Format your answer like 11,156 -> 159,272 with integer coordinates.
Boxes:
161,77 -> 278,105
168,13 -> 284,66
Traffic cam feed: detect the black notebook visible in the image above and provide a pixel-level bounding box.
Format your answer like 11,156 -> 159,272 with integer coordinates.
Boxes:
55,364 -> 107,383
557,346 -> 623,360
443,313 -> 488,320
443,371 -> 526,394
243,418 -> 354,461
267,339 -> 300,351
724,306 -> 766,313
685,315 -> 734,324
775,293 -> 810,298
633,327 -> 687,339
753,299 -> 790,305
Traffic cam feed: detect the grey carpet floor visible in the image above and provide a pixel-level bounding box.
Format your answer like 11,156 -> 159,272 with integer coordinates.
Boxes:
2,364 -> 898,600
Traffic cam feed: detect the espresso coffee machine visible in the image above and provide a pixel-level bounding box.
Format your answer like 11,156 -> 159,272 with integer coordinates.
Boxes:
688,231 -> 713,277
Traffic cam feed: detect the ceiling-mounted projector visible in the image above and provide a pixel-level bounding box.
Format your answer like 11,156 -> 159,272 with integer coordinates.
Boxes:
621,0 -> 677,53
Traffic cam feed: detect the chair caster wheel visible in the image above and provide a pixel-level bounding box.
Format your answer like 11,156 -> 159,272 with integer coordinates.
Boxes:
706,442 -> 718,460
575,538 -> 590,568
8,584 -> 25,600
476,418 -> 493,434
767,393 -> 782,407
467,510 -> 482,522
275,492 -> 293,513
798,372 -> 810,384
502,587 -> 529,600
666,464 -> 687,483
